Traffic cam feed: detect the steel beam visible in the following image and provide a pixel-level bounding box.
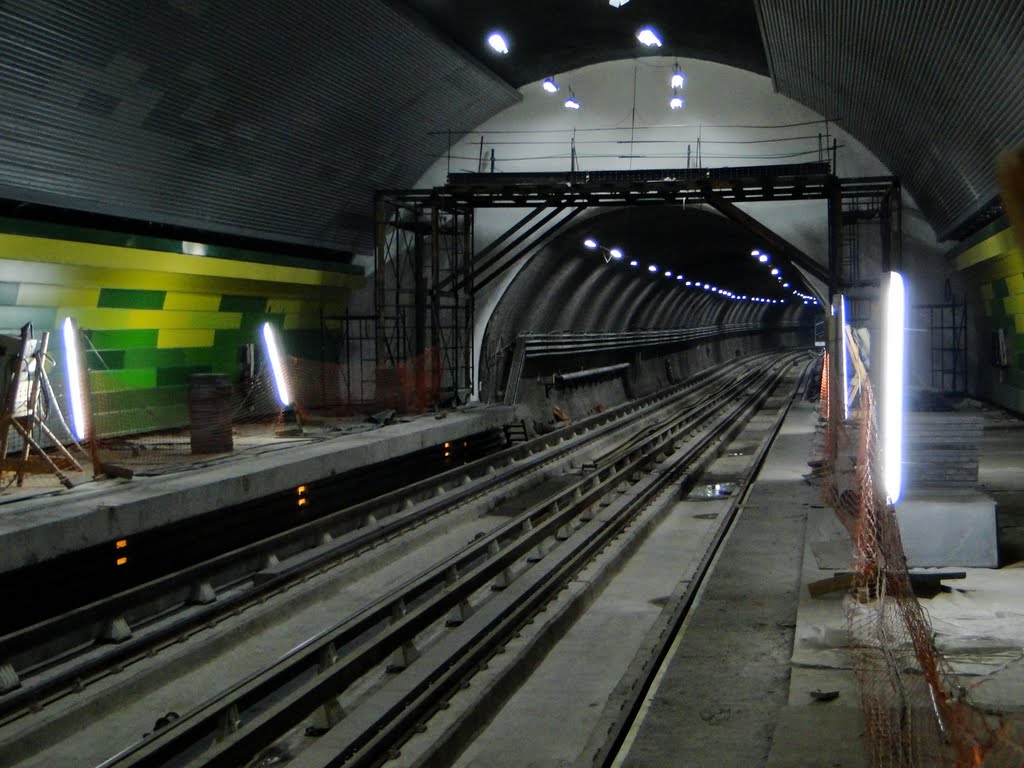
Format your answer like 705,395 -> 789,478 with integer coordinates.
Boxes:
699,188 -> 832,286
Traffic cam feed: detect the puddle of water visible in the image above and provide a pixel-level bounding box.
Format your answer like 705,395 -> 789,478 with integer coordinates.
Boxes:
688,481 -> 738,500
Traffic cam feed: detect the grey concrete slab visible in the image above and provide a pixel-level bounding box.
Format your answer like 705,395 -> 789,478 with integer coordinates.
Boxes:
895,491 -> 998,568
620,399 -> 817,768
0,406 -> 517,572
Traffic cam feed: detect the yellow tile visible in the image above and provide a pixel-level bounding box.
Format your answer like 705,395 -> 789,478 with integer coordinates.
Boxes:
956,227 -> 1019,271
0,233 -> 362,288
157,329 -> 216,349
1005,294 -> 1024,314
1007,273 -> 1024,296
2,259 -> 353,299
163,292 -> 222,311
61,307 -> 241,331
1016,314 -> 1024,334
16,284 -> 100,308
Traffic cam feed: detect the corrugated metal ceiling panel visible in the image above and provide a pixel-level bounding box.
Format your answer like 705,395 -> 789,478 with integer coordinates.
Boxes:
756,0 -> 1024,239
0,0 -> 520,253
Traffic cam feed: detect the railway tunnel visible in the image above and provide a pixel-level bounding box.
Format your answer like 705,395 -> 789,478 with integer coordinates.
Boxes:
1,2 -> 1023,766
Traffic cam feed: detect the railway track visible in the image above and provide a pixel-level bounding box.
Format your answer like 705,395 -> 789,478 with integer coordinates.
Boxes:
0,354 -> 773,734
66,351 -> 811,768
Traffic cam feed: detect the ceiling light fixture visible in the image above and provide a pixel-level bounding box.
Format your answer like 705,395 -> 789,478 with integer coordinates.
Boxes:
542,77 -> 559,93
609,248 -> 624,260
487,33 -> 509,54
564,88 -> 581,110
669,93 -> 685,110
671,63 -> 685,89
629,260 -> 639,267
758,254 -> 769,263
636,28 -> 662,47
771,268 -> 780,276
648,264 -> 658,273
609,0 -> 630,6
584,238 -> 598,249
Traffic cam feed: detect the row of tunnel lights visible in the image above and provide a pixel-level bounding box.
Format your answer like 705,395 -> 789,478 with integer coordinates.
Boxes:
750,249 -> 822,306
488,27 -> 685,111
584,238 -> 788,305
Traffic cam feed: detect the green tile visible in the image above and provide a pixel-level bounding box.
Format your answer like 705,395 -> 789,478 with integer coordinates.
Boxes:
156,365 -> 213,387
89,368 -> 158,390
97,288 -> 166,310
993,280 -> 1011,299
86,329 -> 159,350
220,295 -> 268,313
86,349 -> 126,370
0,282 -> 19,306
213,329 -> 245,348
92,385 -> 188,413
121,347 -> 220,369
123,348 -> 186,369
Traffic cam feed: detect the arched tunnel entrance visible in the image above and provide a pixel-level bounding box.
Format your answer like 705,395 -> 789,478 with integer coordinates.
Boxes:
479,205 -> 820,422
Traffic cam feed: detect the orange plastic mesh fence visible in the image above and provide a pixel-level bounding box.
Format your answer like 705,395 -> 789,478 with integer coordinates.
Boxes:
827,377 -> 1024,766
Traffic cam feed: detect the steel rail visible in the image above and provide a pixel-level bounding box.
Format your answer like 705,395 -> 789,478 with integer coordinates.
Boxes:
0,355 -> 764,722
326,356 -> 811,768
576,356 -> 815,768
97,353 -> 803,768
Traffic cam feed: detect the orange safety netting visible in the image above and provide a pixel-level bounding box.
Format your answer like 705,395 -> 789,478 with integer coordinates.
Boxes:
821,364 -> 1024,766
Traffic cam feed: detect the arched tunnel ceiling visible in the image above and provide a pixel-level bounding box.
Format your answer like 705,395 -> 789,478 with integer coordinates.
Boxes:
569,206 -> 810,301
480,204 -> 812,394
0,1 -> 1018,254
396,0 -> 769,85
0,0 -> 519,256
755,0 -> 1024,240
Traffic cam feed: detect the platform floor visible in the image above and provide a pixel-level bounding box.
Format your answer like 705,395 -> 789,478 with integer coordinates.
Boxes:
0,404 -> 518,573
620,397 -> 1024,767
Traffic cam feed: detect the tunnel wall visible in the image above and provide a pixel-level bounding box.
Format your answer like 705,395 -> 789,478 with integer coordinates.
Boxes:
0,219 -> 363,435
955,225 -> 1024,413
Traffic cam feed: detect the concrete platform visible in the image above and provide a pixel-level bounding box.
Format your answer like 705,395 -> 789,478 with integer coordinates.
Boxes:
620,398 -> 1024,767
0,405 -> 518,573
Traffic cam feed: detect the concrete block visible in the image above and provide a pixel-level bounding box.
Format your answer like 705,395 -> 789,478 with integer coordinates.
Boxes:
895,491 -> 998,568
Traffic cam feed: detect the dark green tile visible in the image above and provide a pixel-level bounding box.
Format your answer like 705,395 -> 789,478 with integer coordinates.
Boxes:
220,295 -> 268,313
993,280 -> 1011,299
98,288 -> 166,310
156,365 -> 213,387
86,349 -> 126,370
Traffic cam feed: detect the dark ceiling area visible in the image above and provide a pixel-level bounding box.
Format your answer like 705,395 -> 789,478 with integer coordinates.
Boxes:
559,206 -> 805,301
394,0 -> 769,87
0,0 -> 1016,256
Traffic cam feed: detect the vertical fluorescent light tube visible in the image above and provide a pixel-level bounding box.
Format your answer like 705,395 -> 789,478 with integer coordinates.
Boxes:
62,317 -> 87,441
882,272 -> 905,505
840,295 -> 850,420
262,322 -> 292,407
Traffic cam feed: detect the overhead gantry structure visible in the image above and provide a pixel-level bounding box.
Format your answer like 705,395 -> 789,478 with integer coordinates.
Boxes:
371,163 -> 901,405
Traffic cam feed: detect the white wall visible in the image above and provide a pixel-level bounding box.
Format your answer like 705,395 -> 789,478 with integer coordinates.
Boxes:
410,56 -> 957,396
